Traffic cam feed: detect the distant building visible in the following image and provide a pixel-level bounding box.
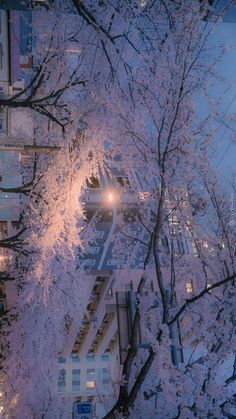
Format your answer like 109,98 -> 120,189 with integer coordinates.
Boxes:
0,7 -> 36,346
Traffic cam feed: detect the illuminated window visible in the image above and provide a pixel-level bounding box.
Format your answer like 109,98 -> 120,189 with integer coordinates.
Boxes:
0,254 -> 9,269
192,242 -> 198,255
86,369 -> 96,390
107,288 -> 113,298
169,214 -> 179,225
207,283 -> 212,293
140,0 -> 147,6
186,282 -> 193,293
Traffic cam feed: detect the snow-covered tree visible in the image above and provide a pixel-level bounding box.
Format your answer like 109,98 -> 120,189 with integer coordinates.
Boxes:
0,138 -> 96,417
1,1 -> 236,418
97,1 -> 236,417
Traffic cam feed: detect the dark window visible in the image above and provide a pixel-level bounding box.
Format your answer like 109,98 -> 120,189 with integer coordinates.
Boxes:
101,353 -> 109,361
58,369 -> 66,391
83,209 -> 96,221
86,353 -> 95,362
86,176 -> 100,188
122,210 -> 136,222
98,210 -> 113,222
71,353 -> 80,362
0,43 -> 3,70
116,176 -> 130,188
72,369 -> 80,392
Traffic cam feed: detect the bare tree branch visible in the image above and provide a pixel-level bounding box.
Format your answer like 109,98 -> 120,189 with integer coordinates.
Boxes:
168,272 -> 236,326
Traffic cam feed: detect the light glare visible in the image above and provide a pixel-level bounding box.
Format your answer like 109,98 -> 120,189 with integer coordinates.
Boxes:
108,192 -> 113,202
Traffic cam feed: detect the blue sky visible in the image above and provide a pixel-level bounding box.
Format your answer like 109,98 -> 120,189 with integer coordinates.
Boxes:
215,22 -> 236,181
201,19 -> 236,182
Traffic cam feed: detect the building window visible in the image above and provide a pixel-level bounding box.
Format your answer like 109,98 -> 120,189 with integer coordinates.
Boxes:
95,230 -> 105,239
116,176 -> 130,188
122,210 -> 137,222
98,210 -> 113,222
107,259 -> 120,266
0,43 -> 3,70
88,247 -> 100,255
72,369 -> 80,393
192,242 -> 198,255
86,176 -> 100,188
101,353 -> 109,361
176,238 -> 185,255
0,107 -> 7,133
58,357 -> 66,363
186,282 -> 193,293
169,214 -> 179,225
207,283 -> 212,293
71,353 -> 80,363
81,259 -> 96,268
58,369 -> 66,392
86,369 -> 96,390
102,368 -> 110,390
107,288 -> 113,298
86,353 -> 95,362
83,208 -> 96,222
0,254 -> 9,270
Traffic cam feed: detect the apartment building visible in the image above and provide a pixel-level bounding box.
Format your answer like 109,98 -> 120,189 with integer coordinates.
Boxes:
56,157 -> 200,418
56,161 -> 150,417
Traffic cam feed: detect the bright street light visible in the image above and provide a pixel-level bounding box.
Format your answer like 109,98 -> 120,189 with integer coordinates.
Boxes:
104,189 -> 119,205
108,192 -> 114,203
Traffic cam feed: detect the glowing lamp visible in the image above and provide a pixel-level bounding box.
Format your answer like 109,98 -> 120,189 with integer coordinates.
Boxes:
104,189 -> 119,205
108,192 -> 114,203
